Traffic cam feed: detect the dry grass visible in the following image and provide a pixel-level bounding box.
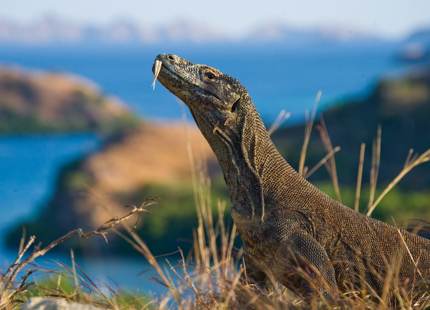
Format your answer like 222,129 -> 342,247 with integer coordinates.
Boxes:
110,105 -> 429,309
354,143 -> 366,212
367,147 -> 430,216
367,126 -> 382,214
268,110 -> 291,136
2,101 -> 430,309
0,204 -> 149,309
112,146 -> 430,309
298,91 -> 321,177
316,118 -> 342,202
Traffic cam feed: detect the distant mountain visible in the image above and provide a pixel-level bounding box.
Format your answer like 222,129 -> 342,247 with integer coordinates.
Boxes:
405,28 -> 430,46
0,15 -> 229,45
246,23 -> 384,45
398,27 -> 430,62
0,15 -> 386,46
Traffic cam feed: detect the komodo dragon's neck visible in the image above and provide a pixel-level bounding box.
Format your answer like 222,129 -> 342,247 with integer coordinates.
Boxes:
152,53 -> 309,220
194,94 -> 302,220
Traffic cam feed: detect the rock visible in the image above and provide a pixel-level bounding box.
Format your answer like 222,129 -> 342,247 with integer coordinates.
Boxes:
0,66 -> 138,134
21,297 -> 103,310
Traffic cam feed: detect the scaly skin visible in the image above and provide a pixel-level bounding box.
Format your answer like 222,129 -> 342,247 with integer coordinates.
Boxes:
153,54 -> 430,296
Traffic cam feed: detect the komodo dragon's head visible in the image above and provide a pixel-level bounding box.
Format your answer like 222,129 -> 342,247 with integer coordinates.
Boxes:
152,54 -> 261,147
153,54 -> 271,220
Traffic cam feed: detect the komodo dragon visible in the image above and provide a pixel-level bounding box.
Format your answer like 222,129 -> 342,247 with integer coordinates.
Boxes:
152,54 -> 430,296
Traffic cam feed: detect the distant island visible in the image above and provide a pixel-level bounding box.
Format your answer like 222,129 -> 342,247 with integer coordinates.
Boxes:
0,67 -> 138,134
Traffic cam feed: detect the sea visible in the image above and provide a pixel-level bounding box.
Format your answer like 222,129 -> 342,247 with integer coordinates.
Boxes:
0,42 -> 405,294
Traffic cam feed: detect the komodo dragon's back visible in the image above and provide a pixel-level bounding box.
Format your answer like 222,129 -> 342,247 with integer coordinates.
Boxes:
152,53 -> 430,296
290,176 -> 430,284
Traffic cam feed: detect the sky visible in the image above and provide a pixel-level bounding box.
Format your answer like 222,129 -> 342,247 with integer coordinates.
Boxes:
2,0 -> 430,38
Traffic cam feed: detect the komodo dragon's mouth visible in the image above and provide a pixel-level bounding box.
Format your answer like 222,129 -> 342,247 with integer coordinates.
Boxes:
151,55 -> 223,103
151,58 -> 183,89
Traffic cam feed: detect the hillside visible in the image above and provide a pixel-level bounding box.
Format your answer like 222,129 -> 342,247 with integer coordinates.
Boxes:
6,122 -> 220,255
273,66 -> 430,220
398,27 -> 430,62
274,66 -> 430,187
0,67 -> 137,134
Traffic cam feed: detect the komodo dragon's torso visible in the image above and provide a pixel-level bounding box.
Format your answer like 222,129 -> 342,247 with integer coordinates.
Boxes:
233,168 -> 430,290
153,53 -> 430,295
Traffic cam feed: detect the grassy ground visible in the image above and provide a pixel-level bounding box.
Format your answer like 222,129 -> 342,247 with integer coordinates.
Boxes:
18,273 -> 152,309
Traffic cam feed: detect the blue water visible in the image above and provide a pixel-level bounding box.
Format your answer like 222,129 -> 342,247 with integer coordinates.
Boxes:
0,43 -> 404,292
0,134 -> 166,294
0,43 -> 401,122
0,134 -> 99,263
0,135 -> 98,229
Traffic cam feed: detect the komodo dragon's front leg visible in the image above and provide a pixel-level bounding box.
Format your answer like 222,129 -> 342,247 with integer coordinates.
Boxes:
275,228 -> 338,296
243,217 -> 338,296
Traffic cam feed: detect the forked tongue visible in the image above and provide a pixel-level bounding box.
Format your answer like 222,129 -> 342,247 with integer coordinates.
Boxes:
152,60 -> 162,90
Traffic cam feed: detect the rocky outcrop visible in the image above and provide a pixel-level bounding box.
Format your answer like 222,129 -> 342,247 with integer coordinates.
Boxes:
22,297 -> 104,310
0,67 -> 138,134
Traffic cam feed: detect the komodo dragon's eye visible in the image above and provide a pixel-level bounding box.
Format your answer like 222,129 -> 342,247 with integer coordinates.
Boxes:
203,68 -> 220,81
205,72 -> 216,80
